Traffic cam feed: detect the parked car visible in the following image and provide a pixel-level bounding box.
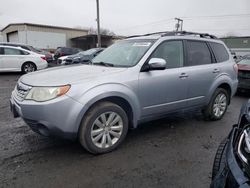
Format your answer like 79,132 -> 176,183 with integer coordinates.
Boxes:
242,54 -> 250,59
57,55 -> 69,65
211,100 -> 250,188
63,48 -> 104,65
237,58 -> 250,91
0,45 -> 48,73
54,47 -> 81,60
10,31 -> 238,154
0,42 -> 53,63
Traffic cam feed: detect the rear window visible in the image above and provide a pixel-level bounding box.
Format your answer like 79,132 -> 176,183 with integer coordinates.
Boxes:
209,42 -> 229,63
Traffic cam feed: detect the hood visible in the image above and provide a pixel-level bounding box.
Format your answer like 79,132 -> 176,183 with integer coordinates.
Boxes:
238,64 -> 250,71
20,65 -> 127,86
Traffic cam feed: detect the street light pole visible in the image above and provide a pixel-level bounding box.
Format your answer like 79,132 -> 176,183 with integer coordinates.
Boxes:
96,0 -> 101,47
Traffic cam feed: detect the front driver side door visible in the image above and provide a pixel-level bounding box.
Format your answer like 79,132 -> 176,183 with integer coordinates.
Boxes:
139,40 -> 188,117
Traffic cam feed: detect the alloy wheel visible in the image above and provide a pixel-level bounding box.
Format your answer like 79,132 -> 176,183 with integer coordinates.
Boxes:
91,112 -> 123,149
24,63 -> 35,73
213,93 -> 227,118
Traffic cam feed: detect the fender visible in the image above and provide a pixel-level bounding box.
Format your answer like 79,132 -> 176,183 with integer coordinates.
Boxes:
74,83 -> 141,130
206,73 -> 234,105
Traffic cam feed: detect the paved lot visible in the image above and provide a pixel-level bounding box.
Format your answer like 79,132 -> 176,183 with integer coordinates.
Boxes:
0,72 -> 249,188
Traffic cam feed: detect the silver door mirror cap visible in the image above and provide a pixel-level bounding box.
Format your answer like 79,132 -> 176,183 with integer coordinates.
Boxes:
148,58 -> 167,70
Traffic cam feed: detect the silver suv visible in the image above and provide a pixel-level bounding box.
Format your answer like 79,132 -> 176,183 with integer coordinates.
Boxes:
10,31 -> 238,154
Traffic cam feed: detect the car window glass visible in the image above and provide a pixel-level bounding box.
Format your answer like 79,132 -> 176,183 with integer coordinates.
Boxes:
4,48 -> 22,55
209,42 -> 229,62
151,40 -> 184,69
186,41 -> 212,66
22,50 -> 30,55
238,59 -> 250,64
0,47 -> 3,55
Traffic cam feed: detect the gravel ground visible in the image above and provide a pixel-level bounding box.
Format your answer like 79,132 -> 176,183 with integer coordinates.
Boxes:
0,72 -> 249,188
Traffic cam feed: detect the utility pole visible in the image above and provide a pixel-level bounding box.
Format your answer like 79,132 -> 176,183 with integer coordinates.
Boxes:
175,18 -> 183,31
96,0 -> 101,47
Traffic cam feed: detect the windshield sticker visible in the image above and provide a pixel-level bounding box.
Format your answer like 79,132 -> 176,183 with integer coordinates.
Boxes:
132,42 -> 151,47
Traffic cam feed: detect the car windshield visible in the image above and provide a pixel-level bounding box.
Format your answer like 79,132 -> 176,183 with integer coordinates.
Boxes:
92,40 -> 155,67
238,59 -> 250,64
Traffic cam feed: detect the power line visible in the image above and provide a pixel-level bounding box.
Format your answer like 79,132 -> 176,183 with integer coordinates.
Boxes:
182,13 -> 250,20
116,19 -> 174,31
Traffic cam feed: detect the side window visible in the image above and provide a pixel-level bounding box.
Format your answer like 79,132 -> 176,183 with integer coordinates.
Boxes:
186,41 -> 212,66
209,42 -> 229,62
21,50 -> 30,55
151,40 -> 184,69
4,48 -> 22,55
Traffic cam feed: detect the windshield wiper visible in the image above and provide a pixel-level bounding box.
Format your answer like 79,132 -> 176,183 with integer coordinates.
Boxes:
93,61 -> 114,67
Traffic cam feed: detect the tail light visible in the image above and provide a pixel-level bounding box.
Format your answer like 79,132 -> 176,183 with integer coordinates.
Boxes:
41,56 -> 46,60
233,63 -> 238,73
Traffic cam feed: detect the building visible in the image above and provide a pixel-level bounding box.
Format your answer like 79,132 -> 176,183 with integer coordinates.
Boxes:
221,36 -> 250,56
1,23 -> 120,51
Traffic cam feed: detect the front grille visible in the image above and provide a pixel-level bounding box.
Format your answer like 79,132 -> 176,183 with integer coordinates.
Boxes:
238,70 -> 250,79
14,82 -> 31,101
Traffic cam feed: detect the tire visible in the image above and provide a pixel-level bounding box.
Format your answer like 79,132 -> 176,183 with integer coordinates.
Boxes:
203,88 -> 229,120
212,139 -> 227,180
21,62 -> 37,73
79,101 -> 129,154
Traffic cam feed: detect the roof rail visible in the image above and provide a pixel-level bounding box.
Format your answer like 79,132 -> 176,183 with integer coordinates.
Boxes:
126,31 -> 218,39
162,31 -> 218,39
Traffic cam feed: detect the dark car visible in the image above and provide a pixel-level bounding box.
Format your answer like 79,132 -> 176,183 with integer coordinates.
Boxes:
63,48 -> 104,65
237,58 -> 250,91
211,100 -> 250,188
0,42 -> 53,63
54,47 -> 81,60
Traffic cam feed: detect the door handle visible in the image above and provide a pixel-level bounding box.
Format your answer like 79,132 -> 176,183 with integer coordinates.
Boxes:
213,69 -> 220,73
179,73 -> 189,79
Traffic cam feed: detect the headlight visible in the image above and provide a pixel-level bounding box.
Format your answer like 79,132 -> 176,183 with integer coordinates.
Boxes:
25,85 -> 70,102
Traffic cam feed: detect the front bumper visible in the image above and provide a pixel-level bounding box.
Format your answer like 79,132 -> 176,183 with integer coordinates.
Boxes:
211,127 -> 250,188
10,92 -> 85,140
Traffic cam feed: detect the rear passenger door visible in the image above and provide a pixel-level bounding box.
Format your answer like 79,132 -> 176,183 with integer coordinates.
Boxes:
2,47 -> 25,71
183,40 -> 218,107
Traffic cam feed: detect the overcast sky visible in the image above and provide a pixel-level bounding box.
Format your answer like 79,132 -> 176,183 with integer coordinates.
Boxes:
0,0 -> 250,37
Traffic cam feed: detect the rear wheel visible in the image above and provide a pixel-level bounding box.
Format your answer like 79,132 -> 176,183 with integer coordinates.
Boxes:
79,101 -> 128,154
22,62 -> 36,73
203,88 -> 229,120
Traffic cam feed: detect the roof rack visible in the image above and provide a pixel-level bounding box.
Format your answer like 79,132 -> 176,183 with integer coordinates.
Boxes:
126,31 -> 218,39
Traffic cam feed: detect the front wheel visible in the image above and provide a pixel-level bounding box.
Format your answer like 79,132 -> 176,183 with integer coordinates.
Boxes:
79,101 -> 128,154
203,88 -> 229,120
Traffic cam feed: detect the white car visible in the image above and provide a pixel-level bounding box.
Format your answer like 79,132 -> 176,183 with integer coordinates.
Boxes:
0,45 -> 48,73
57,55 -> 69,65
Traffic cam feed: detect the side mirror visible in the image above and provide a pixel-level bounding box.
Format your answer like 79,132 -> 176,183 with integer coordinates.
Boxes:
148,58 -> 166,71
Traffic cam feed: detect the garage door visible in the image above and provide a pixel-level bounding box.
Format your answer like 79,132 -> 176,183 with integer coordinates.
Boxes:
7,31 -> 19,43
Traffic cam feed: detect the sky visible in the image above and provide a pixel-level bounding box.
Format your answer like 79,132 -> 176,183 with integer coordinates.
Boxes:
0,0 -> 250,37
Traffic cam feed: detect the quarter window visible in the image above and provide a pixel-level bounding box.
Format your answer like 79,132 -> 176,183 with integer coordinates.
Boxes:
0,47 -> 3,55
151,40 -> 184,69
186,41 -> 212,66
209,42 -> 229,62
